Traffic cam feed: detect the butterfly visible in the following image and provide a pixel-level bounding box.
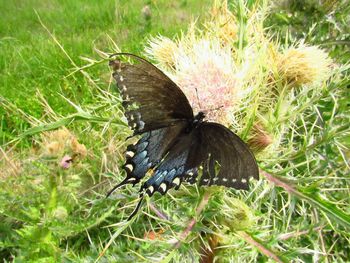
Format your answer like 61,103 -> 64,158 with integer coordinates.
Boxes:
108,53 -> 259,220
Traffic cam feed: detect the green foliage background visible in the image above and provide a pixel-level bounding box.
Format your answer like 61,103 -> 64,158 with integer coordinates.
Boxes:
0,0 -> 349,262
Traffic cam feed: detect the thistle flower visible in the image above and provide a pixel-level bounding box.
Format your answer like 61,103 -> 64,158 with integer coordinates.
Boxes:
60,155 -> 73,169
46,141 -> 63,156
41,128 -> 87,163
276,45 -> 332,87
71,137 -> 87,158
216,16 -> 237,45
145,11 -> 252,125
247,123 -> 274,153
145,36 -> 179,70
42,128 -> 71,157
219,197 -> 254,232
171,39 -> 242,124
52,206 -> 68,221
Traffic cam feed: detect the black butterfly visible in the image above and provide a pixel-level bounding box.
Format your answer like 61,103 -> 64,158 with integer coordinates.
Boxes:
108,53 -> 259,220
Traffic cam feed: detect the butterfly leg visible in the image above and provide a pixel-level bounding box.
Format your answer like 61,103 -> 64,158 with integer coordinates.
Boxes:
106,178 -> 135,198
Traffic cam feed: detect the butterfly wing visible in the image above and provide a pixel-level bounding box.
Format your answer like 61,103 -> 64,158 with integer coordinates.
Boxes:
197,122 -> 259,190
121,128 -> 198,219
138,128 -> 201,197
138,122 -> 259,196
124,123 -> 258,219
109,53 -> 194,134
106,122 -> 187,197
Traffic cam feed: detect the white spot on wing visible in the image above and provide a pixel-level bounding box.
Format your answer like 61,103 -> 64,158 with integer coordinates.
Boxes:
241,178 -> 247,183
125,164 -> 133,172
119,76 -> 124,81
223,178 -> 228,182
148,186 -> 154,194
126,151 -> 135,158
138,121 -> 145,130
159,183 -> 167,192
173,177 -> 180,186
231,179 -> 237,183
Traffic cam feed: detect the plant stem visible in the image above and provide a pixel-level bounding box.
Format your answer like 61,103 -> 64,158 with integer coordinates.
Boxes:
262,170 -> 350,229
238,231 -> 285,263
174,190 -> 212,249
149,202 -> 169,221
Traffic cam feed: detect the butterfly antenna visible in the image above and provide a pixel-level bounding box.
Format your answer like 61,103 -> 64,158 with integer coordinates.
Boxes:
195,88 -> 202,109
106,178 -> 131,198
203,105 -> 224,115
127,194 -> 144,221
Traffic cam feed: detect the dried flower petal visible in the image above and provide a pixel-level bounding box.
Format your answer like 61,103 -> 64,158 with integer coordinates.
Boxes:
144,229 -> 164,240
141,5 -> 151,20
71,138 -> 87,158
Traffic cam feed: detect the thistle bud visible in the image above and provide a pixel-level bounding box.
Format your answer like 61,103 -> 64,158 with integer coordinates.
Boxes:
276,45 -> 332,87
247,123 -> 273,153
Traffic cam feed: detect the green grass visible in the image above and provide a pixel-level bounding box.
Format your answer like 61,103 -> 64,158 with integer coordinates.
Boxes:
0,0 -> 211,143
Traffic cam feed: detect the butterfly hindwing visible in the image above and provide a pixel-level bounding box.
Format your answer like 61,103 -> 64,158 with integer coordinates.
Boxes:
139,128 -> 202,196
106,122 -> 187,197
136,122 -> 259,196
198,122 -> 259,190
109,53 -> 194,134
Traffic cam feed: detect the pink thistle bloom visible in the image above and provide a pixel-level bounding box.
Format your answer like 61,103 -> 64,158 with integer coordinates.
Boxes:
60,155 -> 73,169
171,40 -> 238,124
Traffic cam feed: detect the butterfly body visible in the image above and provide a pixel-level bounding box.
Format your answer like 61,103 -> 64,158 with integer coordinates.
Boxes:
108,53 -> 259,220
188,111 -> 205,130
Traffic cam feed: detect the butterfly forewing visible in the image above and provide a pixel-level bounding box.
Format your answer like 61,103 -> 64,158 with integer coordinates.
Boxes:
109,53 -> 194,134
